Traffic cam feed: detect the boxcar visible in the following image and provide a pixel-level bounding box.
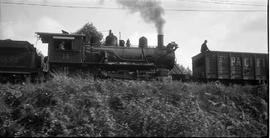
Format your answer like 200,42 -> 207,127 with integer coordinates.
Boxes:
192,51 -> 268,84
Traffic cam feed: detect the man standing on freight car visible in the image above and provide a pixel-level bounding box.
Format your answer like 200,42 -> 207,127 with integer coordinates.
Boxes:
201,40 -> 210,53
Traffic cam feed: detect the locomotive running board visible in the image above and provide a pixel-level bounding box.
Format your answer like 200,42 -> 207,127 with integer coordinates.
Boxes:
83,62 -> 155,67
106,62 -> 155,66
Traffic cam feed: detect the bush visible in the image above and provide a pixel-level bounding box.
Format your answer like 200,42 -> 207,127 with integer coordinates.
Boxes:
0,75 -> 268,137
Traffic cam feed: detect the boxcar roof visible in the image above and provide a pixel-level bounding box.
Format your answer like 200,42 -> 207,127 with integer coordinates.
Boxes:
0,40 -> 35,51
192,51 -> 268,59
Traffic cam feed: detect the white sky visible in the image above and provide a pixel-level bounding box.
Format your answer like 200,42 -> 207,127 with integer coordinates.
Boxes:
0,0 -> 268,68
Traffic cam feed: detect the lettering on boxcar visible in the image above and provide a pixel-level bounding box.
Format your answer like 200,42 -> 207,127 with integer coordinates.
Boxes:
236,57 -> 241,66
231,57 -> 241,66
231,57 -> 235,66
244,58 -> 250,67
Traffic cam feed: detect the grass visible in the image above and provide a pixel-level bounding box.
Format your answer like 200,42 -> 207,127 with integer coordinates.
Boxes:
0,74 -> 268,137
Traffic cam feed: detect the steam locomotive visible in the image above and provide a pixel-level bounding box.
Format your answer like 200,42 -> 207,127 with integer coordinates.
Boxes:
0,30 -> 178,82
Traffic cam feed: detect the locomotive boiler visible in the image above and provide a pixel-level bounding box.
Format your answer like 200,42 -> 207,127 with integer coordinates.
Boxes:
36,30 -> 178,80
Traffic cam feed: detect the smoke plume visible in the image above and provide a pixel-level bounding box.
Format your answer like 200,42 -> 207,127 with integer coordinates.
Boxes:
117,0 -> 165,34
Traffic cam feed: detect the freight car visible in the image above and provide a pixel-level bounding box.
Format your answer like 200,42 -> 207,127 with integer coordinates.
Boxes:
0,40 -> 42,83
192,51 -> 268,84
36,30 -> 178,80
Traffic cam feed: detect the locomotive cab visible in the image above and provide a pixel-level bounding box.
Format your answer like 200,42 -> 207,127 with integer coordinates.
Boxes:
36,32 -> 85,73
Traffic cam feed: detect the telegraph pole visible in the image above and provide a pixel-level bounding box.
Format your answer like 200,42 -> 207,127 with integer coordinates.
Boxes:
267,0 -> 269,84
267,0 -> 269,54
0,0 -> 2,39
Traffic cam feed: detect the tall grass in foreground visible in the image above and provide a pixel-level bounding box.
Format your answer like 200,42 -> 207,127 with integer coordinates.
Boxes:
0,73 -> 268,137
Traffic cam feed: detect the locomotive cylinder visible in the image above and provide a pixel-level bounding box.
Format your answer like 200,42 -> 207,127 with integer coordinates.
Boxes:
157,34 -> 164,48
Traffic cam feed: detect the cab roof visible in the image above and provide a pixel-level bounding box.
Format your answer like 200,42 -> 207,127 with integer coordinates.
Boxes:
36,32 -> 85,37
36,32 -> 85,43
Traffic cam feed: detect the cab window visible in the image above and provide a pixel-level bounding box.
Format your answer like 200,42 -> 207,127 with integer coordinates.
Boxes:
54,39 -> 72,50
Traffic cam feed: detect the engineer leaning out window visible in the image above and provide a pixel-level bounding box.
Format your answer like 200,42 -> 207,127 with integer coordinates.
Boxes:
59,41 -> 65,50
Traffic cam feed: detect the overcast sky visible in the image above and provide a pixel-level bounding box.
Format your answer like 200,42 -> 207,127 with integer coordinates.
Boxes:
0,0 -> 268,68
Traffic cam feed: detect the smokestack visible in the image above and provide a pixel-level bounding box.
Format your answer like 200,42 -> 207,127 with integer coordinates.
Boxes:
158,34 -> 163,47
